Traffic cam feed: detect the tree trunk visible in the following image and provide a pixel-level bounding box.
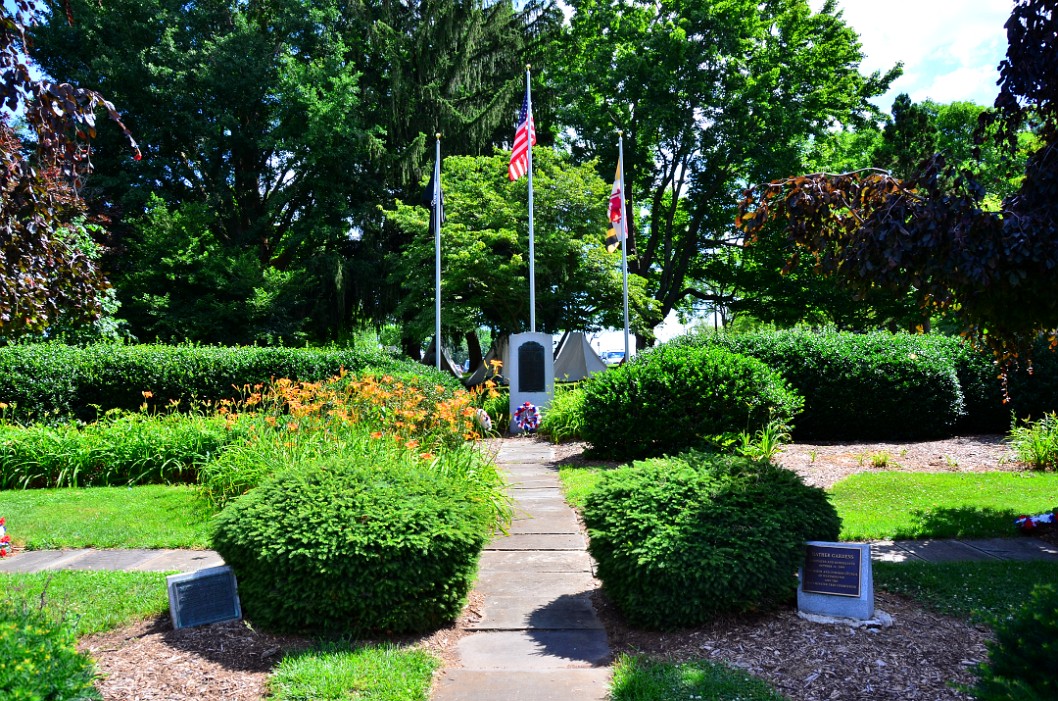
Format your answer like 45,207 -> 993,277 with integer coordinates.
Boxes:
465,330 -> 483,370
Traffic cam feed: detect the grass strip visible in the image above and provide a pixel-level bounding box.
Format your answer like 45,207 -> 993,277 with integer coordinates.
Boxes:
0,484 -> 215,549
0,570 -> 170,637
268,643 -> 437,701
610,654 -> 788,701
829,471 -> 1058,540
875,560 -> 1058,623
557,465 -> 606,510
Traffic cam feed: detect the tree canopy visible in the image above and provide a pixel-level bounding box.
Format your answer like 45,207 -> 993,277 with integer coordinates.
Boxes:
382,150 -> 648,343
737,0 -> 1058,361
549,0 -> 894,344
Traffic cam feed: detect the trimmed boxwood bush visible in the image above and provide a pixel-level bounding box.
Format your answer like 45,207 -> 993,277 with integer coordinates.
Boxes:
0,342 -> 451,422
211,453 -> 494,634
0,608 -> 100,700
579,345 -> 802,461
680,330 -> 964,440
972,583 -> 1058,701
583,452 -> 840,629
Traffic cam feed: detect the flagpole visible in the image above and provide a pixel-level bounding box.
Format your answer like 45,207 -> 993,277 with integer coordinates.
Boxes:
434,133 -> 442,371
618,131 -> 631,361
525,64 -> 536,334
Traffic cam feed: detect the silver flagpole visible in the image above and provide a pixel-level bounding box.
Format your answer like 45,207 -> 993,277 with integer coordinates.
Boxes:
618,131 -> 631,361
434,133 -> 442,371
526,64 -> 536,334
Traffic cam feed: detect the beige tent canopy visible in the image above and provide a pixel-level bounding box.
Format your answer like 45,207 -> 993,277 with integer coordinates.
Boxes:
462,334 -> 511,387
553,331 -> 607,382
419,336 -> 464,378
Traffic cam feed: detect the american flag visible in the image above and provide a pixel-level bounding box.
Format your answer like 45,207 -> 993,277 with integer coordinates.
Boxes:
508,87 -> 536,181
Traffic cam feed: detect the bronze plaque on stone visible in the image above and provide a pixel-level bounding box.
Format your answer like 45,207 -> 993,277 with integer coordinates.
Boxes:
518,341 -> 546,393
802,544 -> 861,597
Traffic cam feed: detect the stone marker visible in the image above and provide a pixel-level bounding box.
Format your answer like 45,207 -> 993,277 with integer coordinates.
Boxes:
167,565 -> 242,629
507,332 -> 554,433
797,541 -> 874,621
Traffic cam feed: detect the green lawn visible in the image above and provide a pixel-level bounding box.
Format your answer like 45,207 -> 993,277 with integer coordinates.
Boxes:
875,560 -> 1058,623
830,471 -> 1058,540
0,484 -> 215,549
557,465 -> 610,510
269,644 -> 437,701
610,654 -> 788,701
0,570 -> 171,636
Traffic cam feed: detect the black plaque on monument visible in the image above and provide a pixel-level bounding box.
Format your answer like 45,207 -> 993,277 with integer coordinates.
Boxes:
518,341 -> 546,393
801,544 -> 861,597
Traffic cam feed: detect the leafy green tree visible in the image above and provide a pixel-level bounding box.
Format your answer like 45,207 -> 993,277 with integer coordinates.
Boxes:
382,150 -> 649,348
551,0 -> 894,345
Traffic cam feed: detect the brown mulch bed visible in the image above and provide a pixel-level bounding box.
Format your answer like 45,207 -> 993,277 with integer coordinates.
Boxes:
70,435 -> 1042,699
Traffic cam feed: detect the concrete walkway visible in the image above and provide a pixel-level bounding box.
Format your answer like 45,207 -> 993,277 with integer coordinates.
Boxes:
0,547 -> 224,573
431,439 -> 611,701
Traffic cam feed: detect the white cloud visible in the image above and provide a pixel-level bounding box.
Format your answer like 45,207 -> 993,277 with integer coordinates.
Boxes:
814,0 -> 1012,109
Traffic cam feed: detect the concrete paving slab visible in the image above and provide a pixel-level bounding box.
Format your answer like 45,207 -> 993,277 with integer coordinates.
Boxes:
433,668 -> 611,701
869,541 -> 926,563
58,549 -> 169,571
466,594 -> 603,631
128,549 -> 226,572
511,502 -> 577,517
0,549 -> 93,573
480,550 -> 593,573
508,512 -> 581,535
455,630 -> 611,670
487,533 -> 586,551
473,570 -> 596,599
509,478 -> 561,489
892,539 -> 997,562
961,538 -> 1058,561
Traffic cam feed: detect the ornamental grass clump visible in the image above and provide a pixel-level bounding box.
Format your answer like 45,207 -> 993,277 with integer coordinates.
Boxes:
579,344 -> 802,461
583,452 -> 840,629
212,451 -> 497,635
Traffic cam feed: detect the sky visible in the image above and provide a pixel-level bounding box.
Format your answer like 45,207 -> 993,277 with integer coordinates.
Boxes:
817,0 -> 1013,109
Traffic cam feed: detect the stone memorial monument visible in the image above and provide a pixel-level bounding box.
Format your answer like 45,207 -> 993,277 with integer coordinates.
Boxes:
507,331 -> 554,433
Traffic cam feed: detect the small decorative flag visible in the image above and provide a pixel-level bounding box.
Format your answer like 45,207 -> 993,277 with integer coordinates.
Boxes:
508,86 -> 536,181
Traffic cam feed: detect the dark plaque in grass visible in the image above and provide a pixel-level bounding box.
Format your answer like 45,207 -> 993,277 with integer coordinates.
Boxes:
167,565 -> 242,629
797,542 -> 874,620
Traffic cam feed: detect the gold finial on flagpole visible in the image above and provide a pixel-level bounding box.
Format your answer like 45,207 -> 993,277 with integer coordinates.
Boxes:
435,133 -> 442,140
618,130 -> 623,137
526,63 -> 531,70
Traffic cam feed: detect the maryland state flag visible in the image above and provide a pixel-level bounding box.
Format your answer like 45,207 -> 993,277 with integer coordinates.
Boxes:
606,159 -> 626,253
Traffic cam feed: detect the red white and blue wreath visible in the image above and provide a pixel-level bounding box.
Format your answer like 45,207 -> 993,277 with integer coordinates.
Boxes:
0,517 -> 11,557
1015,508 -> 1057,533
513,401 -> 541,432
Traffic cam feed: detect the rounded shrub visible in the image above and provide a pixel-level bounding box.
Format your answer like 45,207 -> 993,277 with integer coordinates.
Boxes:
211,453 -> 495,634
972,583 -> 1058,701
579,345 -> 802,461
583,452 -> 840,629
0,609 -> 100,700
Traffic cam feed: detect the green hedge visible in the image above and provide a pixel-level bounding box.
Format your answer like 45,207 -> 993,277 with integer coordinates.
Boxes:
211,453 -> 494,634
679,331 -> 965,440
579,344 -> 802,461
0,343 -> 450,422
583,453 -> 840,629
